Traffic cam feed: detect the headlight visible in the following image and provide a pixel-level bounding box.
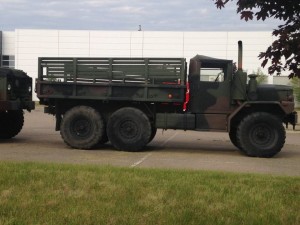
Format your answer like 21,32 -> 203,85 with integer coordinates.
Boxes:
7,84 -> 12,91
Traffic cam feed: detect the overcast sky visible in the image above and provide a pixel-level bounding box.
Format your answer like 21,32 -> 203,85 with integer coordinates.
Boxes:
0,0 -> 281,31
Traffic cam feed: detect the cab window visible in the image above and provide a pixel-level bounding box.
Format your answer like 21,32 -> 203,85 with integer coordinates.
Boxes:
200,68 -> 224,82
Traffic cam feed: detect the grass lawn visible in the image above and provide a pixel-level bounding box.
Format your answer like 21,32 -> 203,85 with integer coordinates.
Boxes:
0,162 -> 299,225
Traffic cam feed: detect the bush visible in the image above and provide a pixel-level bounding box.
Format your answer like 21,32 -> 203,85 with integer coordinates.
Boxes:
291,77 -> 300,103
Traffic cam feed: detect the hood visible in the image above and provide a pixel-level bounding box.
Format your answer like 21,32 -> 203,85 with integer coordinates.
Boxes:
256,84 -> 294,102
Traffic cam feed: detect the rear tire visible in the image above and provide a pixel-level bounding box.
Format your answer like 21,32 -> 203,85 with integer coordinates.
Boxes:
237,112 -> 285,158
60,106 -> 104,149
107,107 -> 151,151
148,126 -> 157,143
0,110 -> 24,139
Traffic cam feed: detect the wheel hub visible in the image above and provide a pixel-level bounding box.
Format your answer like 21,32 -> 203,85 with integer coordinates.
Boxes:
256,128 -> 268,140
250,124 -> 273,146
72,119 -> 91,137
120,120 -> 138,139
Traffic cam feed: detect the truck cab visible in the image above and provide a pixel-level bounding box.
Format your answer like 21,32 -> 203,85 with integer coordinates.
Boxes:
0,68 -> 35,139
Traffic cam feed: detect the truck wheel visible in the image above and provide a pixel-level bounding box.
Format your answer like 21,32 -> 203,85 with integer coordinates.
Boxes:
229,126 -> 241,149
148,126 -> 157,143
237,112 -> 285,158
229,125 -> 246,153
60,106 -> 105,149
107,107 -> 151,151
0,110 -> 24,139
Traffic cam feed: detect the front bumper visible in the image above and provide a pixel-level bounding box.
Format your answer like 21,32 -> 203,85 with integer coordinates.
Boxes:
284,111 -> 298,130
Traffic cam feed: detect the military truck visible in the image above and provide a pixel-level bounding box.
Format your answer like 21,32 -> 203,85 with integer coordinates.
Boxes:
36,41 -> 297,157
0,68 -> 35,139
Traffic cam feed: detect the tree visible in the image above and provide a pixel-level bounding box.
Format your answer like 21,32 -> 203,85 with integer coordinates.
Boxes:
214,0 -> 300,78
290,77 -> 300,103
253,68 -> 267,84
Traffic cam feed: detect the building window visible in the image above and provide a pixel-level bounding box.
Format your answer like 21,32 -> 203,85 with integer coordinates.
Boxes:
1,55 -> 15,68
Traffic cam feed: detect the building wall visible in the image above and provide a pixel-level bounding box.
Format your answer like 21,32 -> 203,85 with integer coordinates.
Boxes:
2,31 -> 15,55
0,31 -> 2,67
1,31 -> 15,68
2,29 -> 281,100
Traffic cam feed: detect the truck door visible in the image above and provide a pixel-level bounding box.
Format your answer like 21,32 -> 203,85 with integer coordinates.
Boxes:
188,55 -> 233,130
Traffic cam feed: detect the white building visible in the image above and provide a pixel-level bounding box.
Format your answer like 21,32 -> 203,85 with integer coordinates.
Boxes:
0,29 -> 288,100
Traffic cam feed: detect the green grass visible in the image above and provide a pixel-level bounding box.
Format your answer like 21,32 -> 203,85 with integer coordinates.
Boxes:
0,162 -> 299,225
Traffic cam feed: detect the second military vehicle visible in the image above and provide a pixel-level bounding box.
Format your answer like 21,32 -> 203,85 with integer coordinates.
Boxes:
0,68 -> 35,139
36,41 -> 297,157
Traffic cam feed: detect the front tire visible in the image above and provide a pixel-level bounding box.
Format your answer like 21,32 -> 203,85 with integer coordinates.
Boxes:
229,125 -> 243,151
0,110 -> 24,139
60,106 -> 104,149
237,112 -> 285,158
107,107 -> 151,151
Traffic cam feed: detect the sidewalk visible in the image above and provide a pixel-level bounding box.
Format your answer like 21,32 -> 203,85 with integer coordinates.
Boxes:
286,125 -> 300,133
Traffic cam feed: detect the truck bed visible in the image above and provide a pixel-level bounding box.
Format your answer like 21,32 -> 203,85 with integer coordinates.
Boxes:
36,57 -> 187,103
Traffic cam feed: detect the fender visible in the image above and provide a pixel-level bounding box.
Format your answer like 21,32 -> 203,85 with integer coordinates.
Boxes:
227,101 -> 295,132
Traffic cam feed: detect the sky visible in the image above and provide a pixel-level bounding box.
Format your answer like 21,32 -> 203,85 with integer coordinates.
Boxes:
0,0 -> 281,31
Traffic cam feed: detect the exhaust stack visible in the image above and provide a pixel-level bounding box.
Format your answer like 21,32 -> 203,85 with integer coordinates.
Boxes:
238,40 -> 243,71
232,40 -> 247,101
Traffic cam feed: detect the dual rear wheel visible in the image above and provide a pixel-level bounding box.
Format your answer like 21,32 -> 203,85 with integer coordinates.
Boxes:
107,107 -> 152,151
60,106 -> 154,151
60,106 -> 105,149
